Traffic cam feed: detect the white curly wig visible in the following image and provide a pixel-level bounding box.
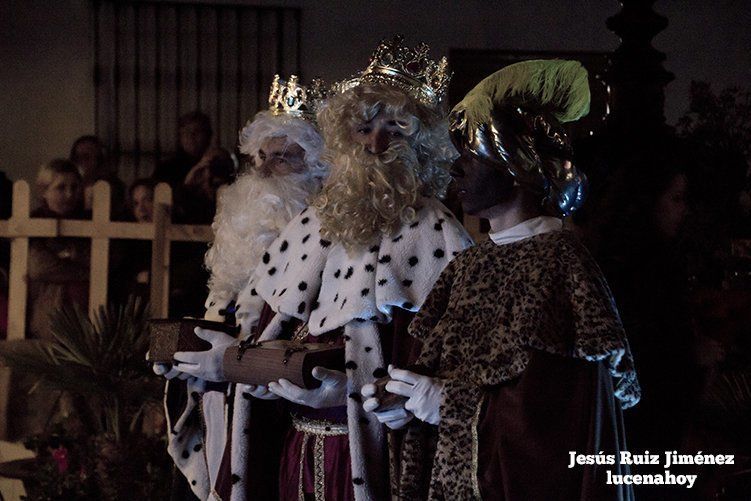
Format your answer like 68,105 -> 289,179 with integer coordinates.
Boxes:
238,110 -> 328,180
204,111 -> 328,299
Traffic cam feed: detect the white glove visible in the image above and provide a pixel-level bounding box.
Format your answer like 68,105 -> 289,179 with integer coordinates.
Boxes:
383,366 -> 445,425
267,367 -> 347,409
362,383 -> 414,430
172,327 -> 236,382
244,384 -> 280,401
146,350 -> 190,380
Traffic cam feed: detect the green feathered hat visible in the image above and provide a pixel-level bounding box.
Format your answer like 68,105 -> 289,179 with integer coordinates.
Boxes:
449,59 -> 591,216
455,59 -> 590,126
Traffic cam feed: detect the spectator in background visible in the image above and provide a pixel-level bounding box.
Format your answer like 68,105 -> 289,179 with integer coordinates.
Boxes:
168,148 -> 234,319
9,159 -> 90,439
0,170 -> 12,340
129,177 -> 156,223
69,135 -> 126,218
153,111 -> 213,189
587,144 -> 699,500
111,179 -> 157,306
173,146 -> 235,224
28,159 -> 90,338
0,169 -> 11,219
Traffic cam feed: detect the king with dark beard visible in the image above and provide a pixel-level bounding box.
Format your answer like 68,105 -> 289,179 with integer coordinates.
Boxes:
222,37 -> 474,501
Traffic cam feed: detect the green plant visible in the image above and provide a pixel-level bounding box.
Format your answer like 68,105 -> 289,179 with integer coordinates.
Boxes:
0,296 -> 171,500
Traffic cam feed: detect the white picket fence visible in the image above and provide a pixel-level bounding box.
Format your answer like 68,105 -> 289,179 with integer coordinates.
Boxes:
0,180 -> 213,439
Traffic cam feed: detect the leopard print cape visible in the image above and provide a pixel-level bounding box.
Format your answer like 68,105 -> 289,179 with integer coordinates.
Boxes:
400,231 -> 640,500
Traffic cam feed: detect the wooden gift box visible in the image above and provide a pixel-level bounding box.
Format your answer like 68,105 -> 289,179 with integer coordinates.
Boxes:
371,375 -> 408,412
148,318 -> 240,363
223,340 -> 344,389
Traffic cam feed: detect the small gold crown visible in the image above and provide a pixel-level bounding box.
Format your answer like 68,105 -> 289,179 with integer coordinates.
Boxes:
334,35 -> 452,108
268,74 -> 329,120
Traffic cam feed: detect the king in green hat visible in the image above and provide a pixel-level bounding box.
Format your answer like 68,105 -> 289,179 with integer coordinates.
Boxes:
362,60 -> 641,501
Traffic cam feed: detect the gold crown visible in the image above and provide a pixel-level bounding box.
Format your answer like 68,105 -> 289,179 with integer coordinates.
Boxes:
334,35 -> 452,108
268,74 -> 328,120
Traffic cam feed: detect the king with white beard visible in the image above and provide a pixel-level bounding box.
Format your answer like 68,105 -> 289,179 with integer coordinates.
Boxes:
158,75 -> 330,500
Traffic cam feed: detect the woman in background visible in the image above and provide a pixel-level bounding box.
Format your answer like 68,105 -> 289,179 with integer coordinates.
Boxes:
9,159 -> 90,439
27,158 -> 90,340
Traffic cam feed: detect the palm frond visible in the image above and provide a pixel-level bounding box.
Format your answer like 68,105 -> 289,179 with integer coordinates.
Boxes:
3,295 -> 152,438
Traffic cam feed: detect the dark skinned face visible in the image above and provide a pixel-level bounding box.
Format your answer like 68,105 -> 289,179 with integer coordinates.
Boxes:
450,150 -> 514,216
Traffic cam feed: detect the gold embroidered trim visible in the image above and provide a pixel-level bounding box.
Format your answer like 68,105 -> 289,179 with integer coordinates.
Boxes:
292,416 -> 348,500
292,415 -> 349,436
471,395 -> 484,499
298,433 -> 310,501
292,323 -> 309,342
314,435 -> 326,501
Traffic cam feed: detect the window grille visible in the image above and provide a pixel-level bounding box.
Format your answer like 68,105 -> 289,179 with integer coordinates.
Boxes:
93,0 -> 301,184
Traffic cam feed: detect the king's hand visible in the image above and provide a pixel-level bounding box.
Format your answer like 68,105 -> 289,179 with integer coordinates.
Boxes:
267,367 -> 347,409
173,327 -> 236,382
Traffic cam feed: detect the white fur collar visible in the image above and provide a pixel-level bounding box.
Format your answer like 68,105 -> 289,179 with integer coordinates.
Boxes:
252,198 -> 473,335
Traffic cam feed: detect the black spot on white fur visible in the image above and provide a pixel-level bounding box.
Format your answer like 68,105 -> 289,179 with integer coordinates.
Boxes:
408,256 -> 419,267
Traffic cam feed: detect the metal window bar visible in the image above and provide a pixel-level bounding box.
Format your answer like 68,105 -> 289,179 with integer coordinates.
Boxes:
92,0 -> 301,187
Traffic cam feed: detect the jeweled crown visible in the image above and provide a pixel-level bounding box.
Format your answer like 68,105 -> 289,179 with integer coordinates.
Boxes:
268,74 -> 328,120
334,35 -> 452,109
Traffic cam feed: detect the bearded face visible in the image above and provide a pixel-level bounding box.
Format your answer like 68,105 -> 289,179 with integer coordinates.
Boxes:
252,136 -> 308,178
313,85 -> 453,249
205,135 -> 324,298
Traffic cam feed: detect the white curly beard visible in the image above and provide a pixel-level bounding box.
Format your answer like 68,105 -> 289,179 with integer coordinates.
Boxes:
204,170 -> 322,299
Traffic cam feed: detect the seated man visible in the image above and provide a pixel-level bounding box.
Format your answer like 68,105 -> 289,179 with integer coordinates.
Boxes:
364,60 -> 640,501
